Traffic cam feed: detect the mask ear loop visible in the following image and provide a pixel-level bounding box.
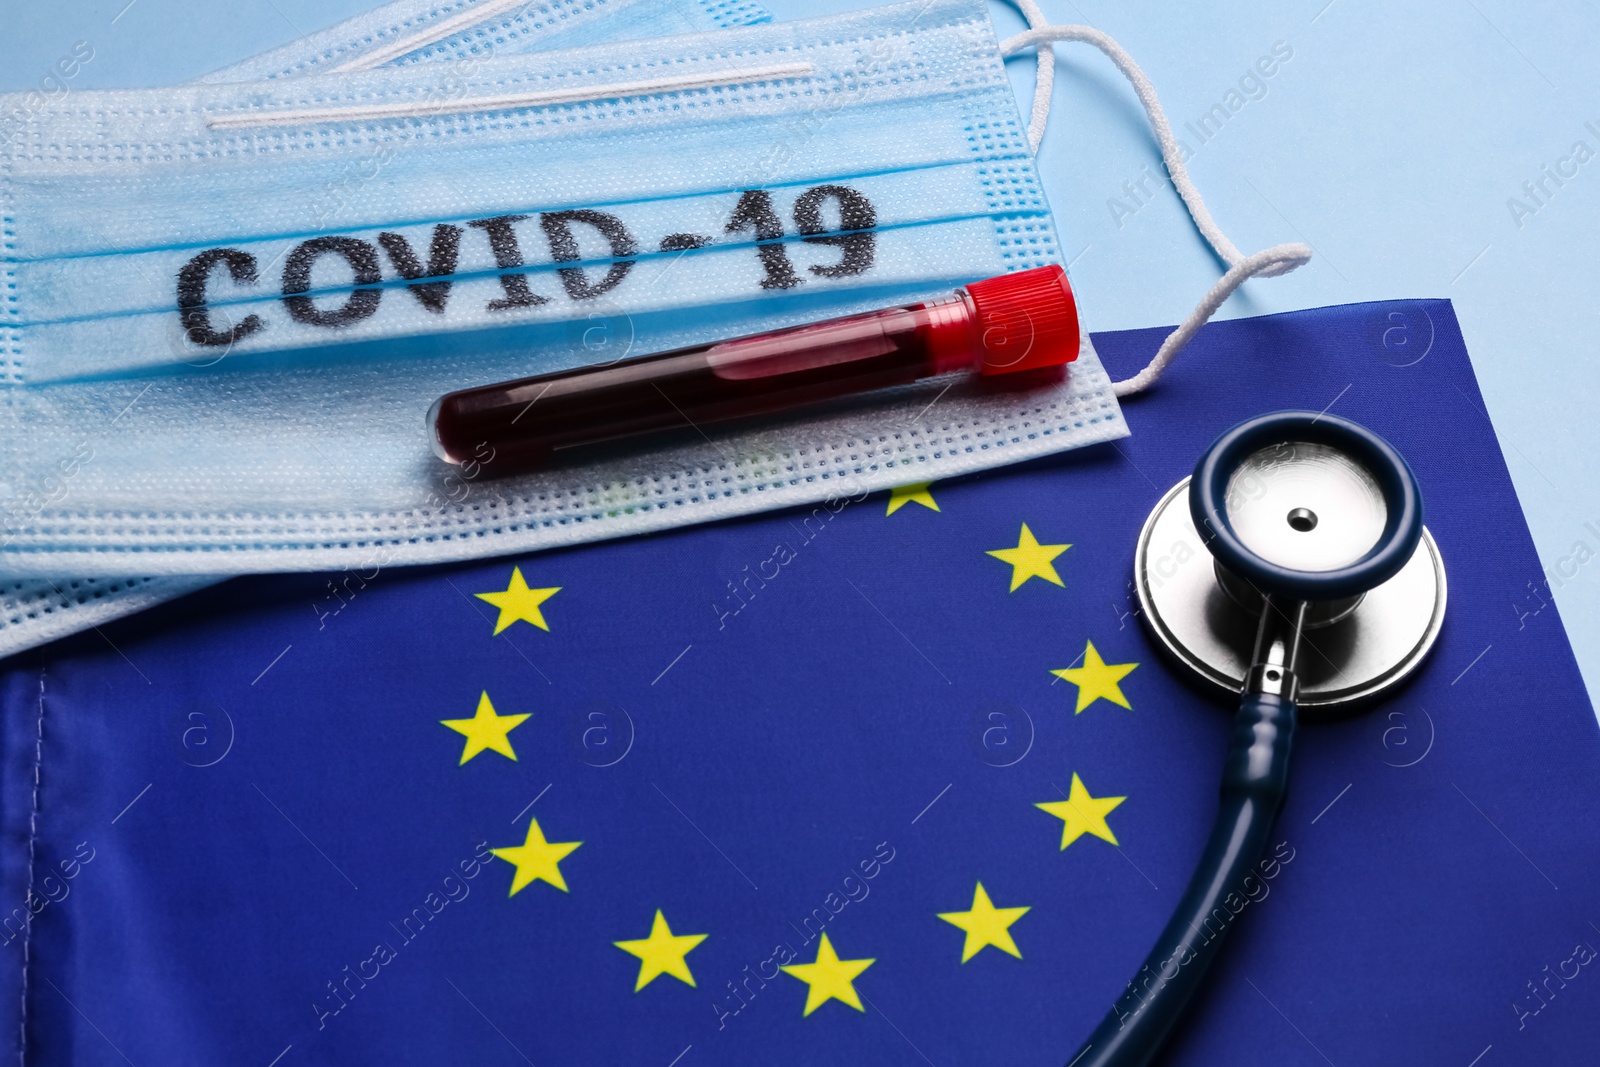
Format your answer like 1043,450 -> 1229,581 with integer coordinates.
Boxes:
998,23 -> 1313,398
1001,0 -> 1055,158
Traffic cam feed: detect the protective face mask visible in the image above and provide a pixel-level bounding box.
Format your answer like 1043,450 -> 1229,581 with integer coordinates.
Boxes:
0,0 -> 1306,648
197,0 -> 772,84
0,0 -> 778,654
0,0 -> 1125,581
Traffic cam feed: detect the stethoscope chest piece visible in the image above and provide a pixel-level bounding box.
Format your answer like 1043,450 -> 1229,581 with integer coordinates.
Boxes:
1135,420 -> 1446,710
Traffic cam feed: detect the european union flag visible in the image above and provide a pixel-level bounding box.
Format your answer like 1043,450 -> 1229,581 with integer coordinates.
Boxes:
3,297 -> 1597,1066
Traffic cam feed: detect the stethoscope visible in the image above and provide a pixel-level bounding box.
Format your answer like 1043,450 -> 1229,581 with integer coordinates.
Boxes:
1068,411 -> 1448,1067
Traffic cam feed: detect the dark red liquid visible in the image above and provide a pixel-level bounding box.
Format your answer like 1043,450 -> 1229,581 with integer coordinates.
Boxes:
430,300 -> 974,474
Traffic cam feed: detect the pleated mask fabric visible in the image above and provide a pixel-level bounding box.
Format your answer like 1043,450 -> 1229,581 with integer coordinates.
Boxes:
0,0 -> 1125,581
197,0 -> 774,84
0,0 -> 776,654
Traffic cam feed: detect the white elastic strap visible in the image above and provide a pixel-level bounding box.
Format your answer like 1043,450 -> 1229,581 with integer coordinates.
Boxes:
332,0 -> 536,73
999,23 -> 1312,396
1001,0 -> 1054,155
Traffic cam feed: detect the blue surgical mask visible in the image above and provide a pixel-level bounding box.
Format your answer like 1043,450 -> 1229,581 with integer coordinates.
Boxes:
0,0 -> 1128,594
0,0 -> 778,652
196,0 -> 773,84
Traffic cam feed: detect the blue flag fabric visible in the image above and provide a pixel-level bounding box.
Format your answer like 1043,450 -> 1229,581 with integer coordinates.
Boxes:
1,298 -> 1596,1066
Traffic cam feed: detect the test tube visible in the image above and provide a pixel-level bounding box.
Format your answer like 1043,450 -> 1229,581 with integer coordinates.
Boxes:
429,264 -> 1079,473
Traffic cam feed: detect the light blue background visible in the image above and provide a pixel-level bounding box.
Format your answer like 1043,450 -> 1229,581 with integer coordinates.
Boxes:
3,0 -> 1597,707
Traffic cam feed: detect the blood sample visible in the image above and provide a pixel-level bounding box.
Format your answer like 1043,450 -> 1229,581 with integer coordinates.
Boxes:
429,264 -> 1079,474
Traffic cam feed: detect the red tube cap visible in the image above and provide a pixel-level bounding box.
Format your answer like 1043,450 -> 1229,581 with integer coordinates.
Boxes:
966,264 -> 1080,375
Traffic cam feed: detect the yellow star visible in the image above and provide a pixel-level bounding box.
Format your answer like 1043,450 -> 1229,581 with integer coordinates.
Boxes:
474,566 -> 561,635
491,817 -> 582,896
614,910 -> 708,991
886,481 -> 940,515
1036,773 -> 1126,849
781,933 -> 875,1016
1050,640 -> 1138,712
440,691 -> 530,765
986,523 -> 1072,591
938,882 -> 1031,962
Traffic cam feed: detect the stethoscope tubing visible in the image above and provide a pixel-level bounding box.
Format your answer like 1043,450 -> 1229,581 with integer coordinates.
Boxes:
1066,692 -> 1295,1067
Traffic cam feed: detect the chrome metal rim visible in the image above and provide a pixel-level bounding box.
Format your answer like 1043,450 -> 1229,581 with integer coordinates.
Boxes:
1135,477 -> 1447,710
